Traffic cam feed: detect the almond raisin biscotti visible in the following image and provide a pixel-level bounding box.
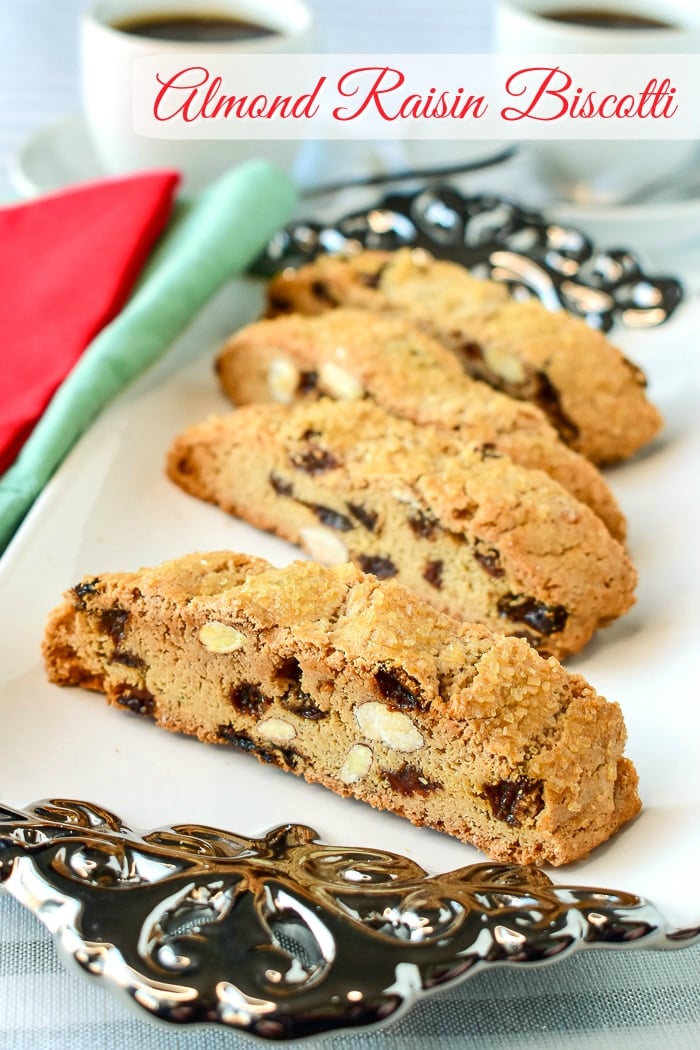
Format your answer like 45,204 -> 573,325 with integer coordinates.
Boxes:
43,551 -> 641,866
166,400 -> 636,658
265,248 -> 663,465
216,308 -> 626,541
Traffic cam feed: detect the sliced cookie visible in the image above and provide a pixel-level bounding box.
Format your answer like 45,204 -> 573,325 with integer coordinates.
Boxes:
166,400 -> 637,658
44,551 -> 641,866
266,249 -> 663,464
217,308 -> 626,540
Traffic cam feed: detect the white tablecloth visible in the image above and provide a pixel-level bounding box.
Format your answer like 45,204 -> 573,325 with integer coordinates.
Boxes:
0,3 -> 698,1048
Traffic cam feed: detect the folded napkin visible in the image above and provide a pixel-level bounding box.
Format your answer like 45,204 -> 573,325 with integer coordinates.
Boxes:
0,170 -> 179,475
0,160 -> 297,554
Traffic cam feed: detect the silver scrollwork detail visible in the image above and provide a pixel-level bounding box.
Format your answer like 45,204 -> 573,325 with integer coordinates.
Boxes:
256,187 -> 683,332
0,800 -> 697,1040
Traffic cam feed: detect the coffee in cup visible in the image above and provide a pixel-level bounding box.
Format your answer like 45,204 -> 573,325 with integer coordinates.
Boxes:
494,0 -> 700,204
80,0 -> 315,190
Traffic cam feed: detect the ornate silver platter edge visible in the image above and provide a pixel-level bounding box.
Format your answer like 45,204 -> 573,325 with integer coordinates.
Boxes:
254,185 -> 683,332
1,799 -> 698,1041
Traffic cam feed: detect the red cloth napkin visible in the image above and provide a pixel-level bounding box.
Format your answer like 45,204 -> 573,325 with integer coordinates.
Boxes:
0,171 -> 180,475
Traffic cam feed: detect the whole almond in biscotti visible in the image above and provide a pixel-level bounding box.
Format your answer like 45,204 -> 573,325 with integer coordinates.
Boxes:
265,249 -> 663,465
216,307 -> 626,541
166,399 -> 637,659
43,551 -> 641,867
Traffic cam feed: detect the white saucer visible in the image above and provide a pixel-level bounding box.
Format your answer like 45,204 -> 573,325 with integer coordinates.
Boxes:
549,194 -> 700,256
9,114 -> 102,198
8,114 -> 513,200
11,116 -> 700,264
508,147 -> 700,258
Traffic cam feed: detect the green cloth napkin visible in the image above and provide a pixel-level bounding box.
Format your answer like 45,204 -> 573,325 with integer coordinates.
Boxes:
0,160 -> 296,554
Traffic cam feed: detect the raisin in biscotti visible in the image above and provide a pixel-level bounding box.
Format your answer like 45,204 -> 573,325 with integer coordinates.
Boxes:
166,400 -> 636,658
216,308 -> 626,541
43,551 -> 641,866
266,249 -> 663,465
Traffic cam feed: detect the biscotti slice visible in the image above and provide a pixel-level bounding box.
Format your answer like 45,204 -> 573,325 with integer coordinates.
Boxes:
216,308 -> 626,541
266,249 -> 663,465
43,551 -> 641,867
166,400 -> 636,658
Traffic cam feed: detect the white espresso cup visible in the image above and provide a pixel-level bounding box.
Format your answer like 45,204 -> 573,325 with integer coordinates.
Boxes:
494,0 -> 700,204
81,0 -> 314,190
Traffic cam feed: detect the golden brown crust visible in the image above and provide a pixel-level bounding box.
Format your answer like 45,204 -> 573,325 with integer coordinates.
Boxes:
217,308 -> 627,540
266,249 -> 663,464
166,399 -> 637,658
43,551 -> 641,866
